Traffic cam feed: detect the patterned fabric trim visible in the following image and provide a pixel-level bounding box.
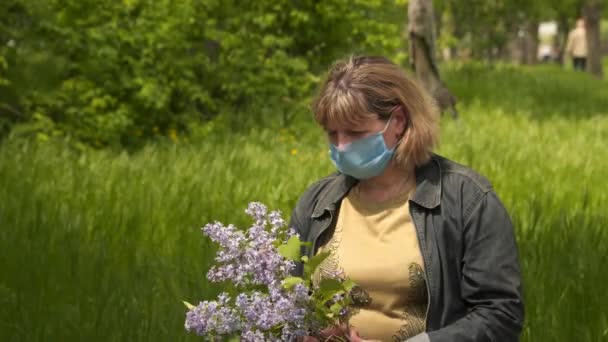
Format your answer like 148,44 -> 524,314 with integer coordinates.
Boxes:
392,263 -> 428,341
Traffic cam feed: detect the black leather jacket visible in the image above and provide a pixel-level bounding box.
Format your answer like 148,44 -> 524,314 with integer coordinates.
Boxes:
289,154 -> 524,342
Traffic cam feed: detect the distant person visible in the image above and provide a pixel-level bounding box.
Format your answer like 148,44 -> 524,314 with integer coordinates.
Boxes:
538,44 -> 553,63
565,19 -> 588,71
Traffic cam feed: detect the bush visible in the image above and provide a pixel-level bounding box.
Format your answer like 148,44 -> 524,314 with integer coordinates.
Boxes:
0,0 -> 404,147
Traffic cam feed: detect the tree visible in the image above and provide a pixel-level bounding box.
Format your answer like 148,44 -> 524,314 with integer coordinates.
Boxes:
583,1 -> 604,78
407,0 -> 458,118
0,0 -> 405,146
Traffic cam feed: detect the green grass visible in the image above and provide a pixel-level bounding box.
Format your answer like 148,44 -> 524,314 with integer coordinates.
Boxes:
444,64 -> 608,341
1,63 -> 607,341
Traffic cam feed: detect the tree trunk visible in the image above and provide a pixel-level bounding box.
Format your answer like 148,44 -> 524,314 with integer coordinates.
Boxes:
518,19 -> 539,65
524,21 -> 539,65
407,0 -> 458,118
583,1 -> 603,78
557,15 -> 570,65
506,23 -> 523,63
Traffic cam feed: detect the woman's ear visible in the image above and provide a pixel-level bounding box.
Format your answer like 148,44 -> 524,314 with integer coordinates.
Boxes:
392,105 -> 408,138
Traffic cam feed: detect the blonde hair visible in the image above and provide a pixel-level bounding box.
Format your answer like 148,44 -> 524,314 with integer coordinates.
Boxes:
312,55 -> 440,168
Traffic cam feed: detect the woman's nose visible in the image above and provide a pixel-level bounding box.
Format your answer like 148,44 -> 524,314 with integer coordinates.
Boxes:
334,133 -> 353,149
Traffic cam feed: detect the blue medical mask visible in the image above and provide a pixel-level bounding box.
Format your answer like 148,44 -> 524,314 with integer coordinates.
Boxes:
329,118 -> 395,180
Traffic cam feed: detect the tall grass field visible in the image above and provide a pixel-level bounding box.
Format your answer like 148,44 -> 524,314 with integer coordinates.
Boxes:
1,64 -> 607,341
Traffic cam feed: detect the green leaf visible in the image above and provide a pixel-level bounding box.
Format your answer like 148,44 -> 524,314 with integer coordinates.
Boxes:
277,235 -> 303,261
282,276 -> 304,289
329,302 -> 343,314
182,301 -> 195,310
317,278 -> 344,302
226,335 -> 240,342
342,278 -> 356,292
303,251 -> 330,279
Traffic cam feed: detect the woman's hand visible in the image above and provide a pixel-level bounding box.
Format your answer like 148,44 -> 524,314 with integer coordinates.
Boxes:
344,327 -> 381,342
301,326 -> 381,342
301,326 -> 344,342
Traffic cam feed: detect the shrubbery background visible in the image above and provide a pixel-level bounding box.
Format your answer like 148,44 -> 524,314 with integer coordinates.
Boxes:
1,0 -> 404,147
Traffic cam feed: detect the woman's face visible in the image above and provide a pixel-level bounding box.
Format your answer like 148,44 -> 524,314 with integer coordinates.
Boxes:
324,107 -> 407,149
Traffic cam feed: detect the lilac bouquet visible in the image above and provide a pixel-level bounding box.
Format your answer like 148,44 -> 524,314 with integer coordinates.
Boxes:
184,202 -> 357,341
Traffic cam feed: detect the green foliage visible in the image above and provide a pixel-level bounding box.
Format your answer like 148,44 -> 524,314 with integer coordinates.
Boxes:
0,0 -> 404,146
278,235 -> 356,328
435,0 -> 519,57
303,252 -> 331,280
281,276 -> 304,290
182,301 -> 195,310
0,56 -> 8,87
277,235 -> 306,261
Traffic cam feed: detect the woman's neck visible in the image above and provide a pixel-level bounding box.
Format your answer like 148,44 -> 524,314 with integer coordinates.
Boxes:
356,162 -> 416,203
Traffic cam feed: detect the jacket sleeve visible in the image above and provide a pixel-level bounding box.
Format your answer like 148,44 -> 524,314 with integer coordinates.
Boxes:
426,191 -> 525,342
288,193 -> 312,278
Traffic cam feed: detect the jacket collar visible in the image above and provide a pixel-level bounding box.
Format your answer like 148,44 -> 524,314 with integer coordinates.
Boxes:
311,173 -> 357,218
410,154 -> 442,209
311,155 -> 442,218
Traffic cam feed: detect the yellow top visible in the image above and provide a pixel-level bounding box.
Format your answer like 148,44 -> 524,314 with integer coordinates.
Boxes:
566,26 -> 587,57
316,185 -> 428,341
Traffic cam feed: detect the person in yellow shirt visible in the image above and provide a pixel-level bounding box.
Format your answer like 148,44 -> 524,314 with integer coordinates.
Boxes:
294,56 -> 524,342
565,18 -> 588,71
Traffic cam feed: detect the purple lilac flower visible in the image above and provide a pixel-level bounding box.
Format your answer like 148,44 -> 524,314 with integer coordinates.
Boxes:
267,210 -> 285,236
233,285 -> 312,340
202,204 -> 295,287
242,247 -> 295,286
202,223 -> 246,263
286,227 -> 298,239
292,283 -> 310,302
245,202 -> 268,223
188,202 -> 325,340
241,329 -> 266,342
184,293 -> 240,335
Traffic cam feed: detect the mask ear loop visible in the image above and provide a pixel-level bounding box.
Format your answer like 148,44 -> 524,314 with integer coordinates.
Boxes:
380,104 -> 401,134
380,116 -> 393,133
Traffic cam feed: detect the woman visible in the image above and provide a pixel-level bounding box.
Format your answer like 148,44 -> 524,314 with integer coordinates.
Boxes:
291,56 -> 524,342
